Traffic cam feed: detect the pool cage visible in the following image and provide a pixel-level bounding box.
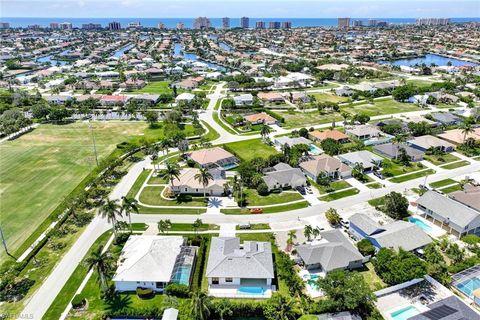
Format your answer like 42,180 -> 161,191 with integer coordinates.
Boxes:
451,264 -> 480,297
170,246 -> 197,286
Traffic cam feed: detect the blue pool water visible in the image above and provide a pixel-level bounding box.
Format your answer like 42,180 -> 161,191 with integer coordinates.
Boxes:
390,306 -> 420,320
171,266 -> 192,285
309,144 -> 323,155
222,163 -> 238,170
409,217 -> 432,232
456,277 -> 480,297
237,287 -> 265,295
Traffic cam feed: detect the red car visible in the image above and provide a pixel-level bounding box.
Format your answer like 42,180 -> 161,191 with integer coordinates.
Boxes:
250,208 -> 263,214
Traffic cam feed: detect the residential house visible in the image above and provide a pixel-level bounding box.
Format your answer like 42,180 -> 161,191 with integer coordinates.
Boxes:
243,112 -> 277,125
416,191 -> 480,237
373,143 -> 424,161
175,79 -> 198,90
130,94 -> 160,105
234,94 -> 254,106
429,112 -> 462,126
407,135 -> 455,152
262,163 -> 307,191
113,235 -> 197,292
299,154 -> 352,180
187,147 -> 239,169
171,168 -> 228,196
408,296 -> 480,320
290,92 -> 311,103
309,129 -> 349,144
449,184 -> 480,212
349,213 -> 432,252
335,86 -> 353,97
206,237 -> 275,298
274,136 -> 311,148
345,125 -> 381,141
437,128 -> 480,145
314,312 -> 361,320
337,150 -> 383,171
119,78 -> 146,90
257,92 -> 285,104
295,230 -> 364,273
175,92 -> 196,103
100,95 -> 129,106
46,94 -> 73,105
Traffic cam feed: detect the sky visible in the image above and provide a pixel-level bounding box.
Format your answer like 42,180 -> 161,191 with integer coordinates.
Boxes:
2,0 -> 479,18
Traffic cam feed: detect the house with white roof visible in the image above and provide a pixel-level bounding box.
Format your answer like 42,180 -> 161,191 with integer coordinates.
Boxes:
113,235 -> 197,292
170,168 -> 228,196
337,150 -> 383,171
175,92 -> 195,103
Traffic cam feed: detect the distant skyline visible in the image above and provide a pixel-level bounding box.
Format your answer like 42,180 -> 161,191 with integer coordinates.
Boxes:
2,0 -> 480,18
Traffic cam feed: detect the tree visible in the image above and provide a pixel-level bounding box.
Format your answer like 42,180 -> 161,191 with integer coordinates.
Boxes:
325,208 -> 341,225
194,167 -> 213,199
383,192 -> 409,219
121,197 -> 138,232
392,84 -> 417,102
84,245 -> 114,293
191,291 -> 211,320
460,122 -> 474,144
320,138 -> 341,156
263,293 -> 297,320
357,239 -> 376,256
215,298 -> 233,320
352,162 -> 365,180
99,199 -> 122,236
144,110 -> 158,127
162,161 -> 181,190
316,172 -> 331,186
304,225 -> 313,241
446,243 -> 465,264
260,124 -> 271,140
193,218 -> 203,235
257,182 -> 269,196
158,219 -> 172,234
373,248 -> 427,285
317,270 -> 376,313
286,230 -> 297,250
397,147 -> 411,166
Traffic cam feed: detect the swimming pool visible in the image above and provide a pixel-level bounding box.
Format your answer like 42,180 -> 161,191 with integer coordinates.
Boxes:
302,274 -> 321,290
171,266 -> 192,285
456,277 -> 480,297
222,163 -> 238,170
309,144 -> 322,155
409,217 -> 432,232
237,286 -> 265,295
390,306 -> 420,320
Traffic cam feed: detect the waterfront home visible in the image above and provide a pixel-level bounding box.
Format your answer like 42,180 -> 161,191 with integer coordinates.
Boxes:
337,150 -> 383,171
262,163 -> 306,191
187,147 -> 239,169
373,143 -> 424,162
113,235 -> 197,292
407,135 -> 455,152
308,129 -> 349,143
429,112 -> 462,125
416,191 -> 480,237
295,230 -> 364,273
299,154 -> 352,180
206,237 -> 275,298
349,213 -> 432,252
437,128 -> 480,145
234,93 -> 254,106
171,168 -> 228,196
243,112 -> 277,125
274,136 -> 311,148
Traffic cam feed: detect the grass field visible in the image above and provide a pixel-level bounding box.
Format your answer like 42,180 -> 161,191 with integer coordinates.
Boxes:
318,188 -> 360,201
389,169 -> 435,183
138,186 -> 207,207
224,139 -> 279,161
342,97 -> 421,117
0,121 -> 196,260
221,201 -> 309,214
424,153 -> 460,165
429,178 -> 457,189
441,160 -> 470,170
279,110 -> 342,128
131,80 -> 174,94
242,189 -> 303,206
309,92 -> 349,104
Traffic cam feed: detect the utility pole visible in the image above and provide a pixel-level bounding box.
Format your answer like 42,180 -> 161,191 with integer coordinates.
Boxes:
88,120 -> 99,166
0,224 -> 14,259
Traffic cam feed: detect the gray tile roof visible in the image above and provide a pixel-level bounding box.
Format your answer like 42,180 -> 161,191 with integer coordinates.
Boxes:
349,213 -> 385,236
409,295 -> 480,320
295,230 -> 363,272
373,143 -> 424,159
370,220 -> 432,251
417,191 -> 480,229
262,163 -> 306,189
206,237 -> 274,279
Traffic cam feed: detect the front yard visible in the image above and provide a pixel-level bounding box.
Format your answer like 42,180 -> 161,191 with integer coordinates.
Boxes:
318,188 -> 360,201
423,153 -> 460,165
138,186 -> 208,207
241,189 -> 304,206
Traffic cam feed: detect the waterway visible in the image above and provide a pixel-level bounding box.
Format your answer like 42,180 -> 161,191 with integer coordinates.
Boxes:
173,42 -> 226,71
111,43 -> 135,58
378,53 -> 478,67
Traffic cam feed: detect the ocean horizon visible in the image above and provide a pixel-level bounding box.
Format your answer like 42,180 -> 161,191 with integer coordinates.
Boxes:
2,17 -> 480,28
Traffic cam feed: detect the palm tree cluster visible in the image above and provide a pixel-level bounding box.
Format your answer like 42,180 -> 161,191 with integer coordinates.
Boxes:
303,224 -> 322,241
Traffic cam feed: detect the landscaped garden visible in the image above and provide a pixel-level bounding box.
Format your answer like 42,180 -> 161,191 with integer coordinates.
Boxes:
138,186 -> 208,207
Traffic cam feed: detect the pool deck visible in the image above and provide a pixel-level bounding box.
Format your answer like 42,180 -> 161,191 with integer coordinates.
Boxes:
409,214 -> 446,238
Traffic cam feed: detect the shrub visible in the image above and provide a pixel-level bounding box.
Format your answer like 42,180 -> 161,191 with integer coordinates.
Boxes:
114,232 -> 131,245
357,239 -> 376,256
136,287 -> 154,299
186,158 -> 196,167
257,183 -> 269,196
164,283 -> 190,298
0,277 -> 35,302
71,294 -> 86,309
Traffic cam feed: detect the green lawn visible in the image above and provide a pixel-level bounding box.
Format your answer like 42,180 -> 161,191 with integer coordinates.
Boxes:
366,182 -> 383,189
439,184 -> 463,193
429,178 -> 457,189
389,169 -> 435,183
126,169 -> 151,199
221,201 -> 309,214
223,139 -> 279,161
164,223 -> 218,232
342,97 -> 421,117
441,160 -> 470,170
309,92 -> 349,103
368,196 -> 385,208
138,186 -> 207,207
311,179 -> 352,194
137,205 -> 206,214
131,80 -> 174,94
406,79 -> 442,88
0,122 -> 161,259
319,188 -> 360,201
380,158 -> 425,176
279,110 -> 342,128
242,189 -> 303,206
147,173 -> 169,184
359,262 -> 386,291
424,153 -> 460,165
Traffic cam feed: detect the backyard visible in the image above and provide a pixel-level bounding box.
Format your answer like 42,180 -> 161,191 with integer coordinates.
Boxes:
223,139 -> 279,161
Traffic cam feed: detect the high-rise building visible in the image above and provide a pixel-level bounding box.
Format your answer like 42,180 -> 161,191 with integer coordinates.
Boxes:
82,23 -> 101,30
50,22 -> 59,29
256,21 -> 266,29
353,20 -> 363,27
59,22 -> 72,30
176,22 -> 185,30
269,21 -> 281,29
416,18 -> 450,26
282,21 -> 292,29
376,21 -> 388,27
0,22 -> 10,29
128,22 -> 142,28
240,17 -> 250,29
158,22 -> 165,29
338,18 -> 350,28
368,19 -> 377,27
193,17 -> 211,29
108,21 -> 121,30
28,25 -> 41,30
222,17 -> 230,29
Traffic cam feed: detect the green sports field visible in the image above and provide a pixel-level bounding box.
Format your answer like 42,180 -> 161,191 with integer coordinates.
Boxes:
0,121 -> 194,259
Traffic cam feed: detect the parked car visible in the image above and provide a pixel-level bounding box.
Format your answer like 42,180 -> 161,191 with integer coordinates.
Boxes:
250,208 -> 263,214
305,186 -> 313,194
296,186 -> 306,195
373,170 -> 385,180
239,223 -> 251,229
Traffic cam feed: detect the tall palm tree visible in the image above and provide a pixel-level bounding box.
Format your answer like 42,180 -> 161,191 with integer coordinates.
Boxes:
121,197 -> 138,232
392,134 -> 407,159
304,225 -> 313,242
191,291 -> 211,320
85,245 -> 114,293
194,167 -> 213,199
286,230 -> 297,251
460,122 -> 473,144
99,199 -> 122,236
162,161 -> 181,190
260,124 -> 271,141
158,219 -> 172,234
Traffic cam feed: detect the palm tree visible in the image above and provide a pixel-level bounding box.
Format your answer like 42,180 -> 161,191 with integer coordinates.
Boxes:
193,218 -> 203,235
121,197 -> 138,232
286,230 -> 297,251
194,167 -> 213,199
260,124 -> 271,141
460,122 -> 473,143
191,291 -> 211,320
99,199 -> 122,236
392,134 -> 407,159
162,161 -> 181,190
85,245 -> 114,293
341,112 -> 350,126
304,225 -> 313,242
158,219 -> 172,234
